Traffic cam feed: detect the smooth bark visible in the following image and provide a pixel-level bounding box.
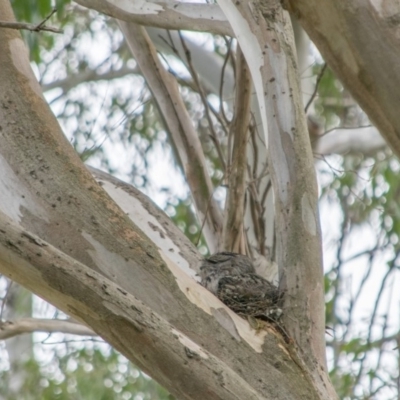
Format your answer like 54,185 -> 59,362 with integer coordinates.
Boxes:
222,46 -> 251,253
0,318 -> 95,340
285,0 -> 400,157
215,0 -> 334,396
74,0 -> 233,36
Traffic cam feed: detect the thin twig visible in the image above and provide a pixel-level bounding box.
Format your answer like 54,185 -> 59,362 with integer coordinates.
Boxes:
219,37 -> 233,126
352,263 -> 396,394
195,176 -> 224,248
207,102 -> 229,137
304,63 -> 327,113
0,9 -> 62,34
0,21 -> 62,33
178,31 -> 226,172
35,8 -> 57,30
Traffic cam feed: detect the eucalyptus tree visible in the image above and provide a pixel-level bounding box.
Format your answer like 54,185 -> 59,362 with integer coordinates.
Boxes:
1,0 -> 400,399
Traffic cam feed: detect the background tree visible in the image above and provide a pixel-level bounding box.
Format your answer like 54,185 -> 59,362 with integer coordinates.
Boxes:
0,0 -> 399,399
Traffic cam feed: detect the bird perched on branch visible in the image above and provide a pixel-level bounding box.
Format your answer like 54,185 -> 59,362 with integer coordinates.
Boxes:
200,252 -> 282,321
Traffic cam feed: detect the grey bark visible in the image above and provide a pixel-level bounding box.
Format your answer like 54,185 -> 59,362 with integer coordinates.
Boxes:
285,0 -> 400,157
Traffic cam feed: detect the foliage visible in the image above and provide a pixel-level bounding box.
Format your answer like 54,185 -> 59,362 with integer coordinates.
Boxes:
11,0 -> 70,63
0,345 -> 172,400
12,0 -> 69,21
318,130 -> 400,399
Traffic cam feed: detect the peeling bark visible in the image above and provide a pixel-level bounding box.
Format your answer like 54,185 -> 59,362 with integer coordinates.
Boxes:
0,212 -> 322,400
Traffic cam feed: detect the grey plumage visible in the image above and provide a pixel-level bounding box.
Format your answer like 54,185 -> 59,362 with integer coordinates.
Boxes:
200,252 -> 281,321
199,252 -> 254,294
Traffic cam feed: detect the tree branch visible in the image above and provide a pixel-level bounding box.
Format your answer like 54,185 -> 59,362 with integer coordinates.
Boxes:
0,8 -> 61,33
118,22 -> 223,252
87,166 -> 202,278
222,46 -> 251,253
314,126 -> 385,155
0,318 -> 95,340
284,0 -> 400,157
74,0 -> 233,36
0,214 -> 270,400
147,28 -> 235,103
0,21 -> 62,34
42,65 -> 140,93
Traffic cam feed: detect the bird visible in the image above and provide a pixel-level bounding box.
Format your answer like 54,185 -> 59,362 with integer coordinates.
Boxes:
200,252 -> 282,321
